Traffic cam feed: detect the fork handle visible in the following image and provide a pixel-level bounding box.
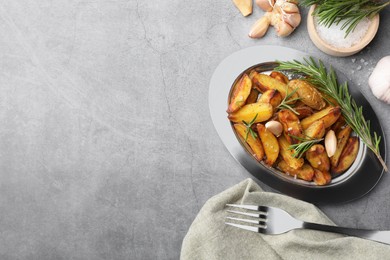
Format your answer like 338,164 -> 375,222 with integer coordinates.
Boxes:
303,222 -> 390,245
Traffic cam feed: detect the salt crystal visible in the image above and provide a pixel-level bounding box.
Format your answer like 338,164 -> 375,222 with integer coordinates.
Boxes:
315,17 -> 371,48
352,59 -> 356,63
357,65 -> 362,71
364,62 -> 368,65
361,59 -> 365,63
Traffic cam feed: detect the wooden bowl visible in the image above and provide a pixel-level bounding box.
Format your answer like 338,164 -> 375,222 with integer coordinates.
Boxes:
307,5 -> 380,57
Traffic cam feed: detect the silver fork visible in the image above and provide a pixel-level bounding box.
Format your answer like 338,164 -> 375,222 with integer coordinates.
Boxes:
225,204 -> 390,245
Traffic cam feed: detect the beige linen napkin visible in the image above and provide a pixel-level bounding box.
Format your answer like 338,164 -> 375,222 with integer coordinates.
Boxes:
181,179 -> 390,260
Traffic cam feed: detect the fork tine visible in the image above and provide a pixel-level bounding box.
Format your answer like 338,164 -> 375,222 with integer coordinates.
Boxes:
225,222 -> 264,233
226,216 -> 267,226
226,204 -> 268,212
227,210 -> 267,218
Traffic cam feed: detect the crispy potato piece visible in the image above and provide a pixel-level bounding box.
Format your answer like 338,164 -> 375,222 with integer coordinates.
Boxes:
257,124 -> 279,166
304,120 -> 325,139
228,103 -> 273,123
278,160 -> 314,181
251,72 -> 298,101
295,106 -> 314,119
330,126 -> 353,167
331,116 -> 347,134
332,137 -> 359,175
246,88 -> 260,104
278,135 -> 304,169
278,109 -> 303,144
270,71 -> 289,84
313,169 -> 331,186
321,92 -> 340,107
234,124 -> 264,161
301,106 -> 341,130
306,144 -> 330,172
227,74 -> 252,113
257,89 -> 283,109
288,79 -> 326,110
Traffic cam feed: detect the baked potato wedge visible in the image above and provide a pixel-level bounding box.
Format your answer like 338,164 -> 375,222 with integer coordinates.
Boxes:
257,124 -> 279,166
278,109 -> 303,144
246,88 -> 260,104
331,116 -> 347,134
251,72 -> 298,101
257,89 -> 283,109
228,103 -> 273,123
234,124 -> 264,161
330,125 -> 352,168
278,135 -> 304,169
295,106 -> 314,119
301,106 -> 341,130
306,144 -> 330,172
227,74 -> 252,113
313,169 -> 331,186
270,71 -> 289,84
332,137 -> 359,175
288,79 -> 326,110
304,120 -> 325,139
278,160 -> 315,181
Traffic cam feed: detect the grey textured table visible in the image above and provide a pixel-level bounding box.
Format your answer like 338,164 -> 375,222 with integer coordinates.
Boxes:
0,1 -> 389,259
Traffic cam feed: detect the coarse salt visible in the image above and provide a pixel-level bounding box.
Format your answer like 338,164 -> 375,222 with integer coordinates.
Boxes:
314,17 -> 371,48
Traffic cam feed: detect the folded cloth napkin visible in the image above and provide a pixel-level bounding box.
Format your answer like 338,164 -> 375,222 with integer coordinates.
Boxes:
181,178 -> 390,260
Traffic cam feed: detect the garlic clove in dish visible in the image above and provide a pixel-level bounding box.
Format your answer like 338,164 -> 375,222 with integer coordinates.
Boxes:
325,130 -> 337,157
368,56 -> 390,104
265,120 -> 283,137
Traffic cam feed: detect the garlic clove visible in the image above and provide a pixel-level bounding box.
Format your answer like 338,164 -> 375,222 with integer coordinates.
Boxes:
265,120 -> 283,137
368,56 -> 390,104
275,21 -> 294,37
249,16 -> 271,38
282,13 -> 301,28
233,0 -> 253,17
325,130 -> 337,157
255,0 -> 275,12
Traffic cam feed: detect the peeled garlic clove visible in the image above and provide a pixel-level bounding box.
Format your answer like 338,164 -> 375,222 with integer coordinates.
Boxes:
325,130 -> 337,157
256,0 -> 275,12
233,0 -> 253,17
368,56 -> 390,104
249,16 -> 271,38
275,21 -> 294,37
265,120 -> 283,137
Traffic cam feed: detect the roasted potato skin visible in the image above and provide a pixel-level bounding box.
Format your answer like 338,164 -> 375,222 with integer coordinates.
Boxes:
306,144 -> 330,172
313,169 -> 331,186
227,74 -> 252,113
278,160 -> 315,181
278,109 -> 303,144
270,71 -> 289,84
246,88 -> 260,104
304,120 -> 325,139
288,79 -> 326,110
332,137 -> 359,175
234,124 -> 265,161
295,106 -> 314,119
257,124 -> 279,166
228,103 -> 273,123
330,125 -> 352,168
251,72 -> 298,101
258,89 -> 283,109
278,135 -> 304,170
301,106 -> 341,130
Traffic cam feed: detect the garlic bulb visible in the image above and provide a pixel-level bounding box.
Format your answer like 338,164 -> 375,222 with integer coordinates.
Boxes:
368,56 -> 390,104
249,0 -> 301,38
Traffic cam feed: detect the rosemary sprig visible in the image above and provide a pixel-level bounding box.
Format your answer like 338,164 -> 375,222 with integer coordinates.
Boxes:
242,113 -> 258,141
288,135 -> 324,159
275,57 -> 388,171
300,0 -> 390,37
277,87 -> 301,115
